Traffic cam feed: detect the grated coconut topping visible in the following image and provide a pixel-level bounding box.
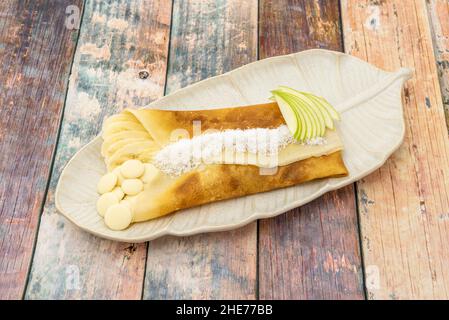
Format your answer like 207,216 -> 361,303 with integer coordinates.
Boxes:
153,125 -> 326,176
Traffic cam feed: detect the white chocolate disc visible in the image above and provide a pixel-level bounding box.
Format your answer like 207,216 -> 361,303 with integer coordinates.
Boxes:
120,159 -> 144,179
96,192 -> 119,217
104,204 -> 133,230
121,179 -> 143,195
141,163 -> 158,184
113,167 -> 125,185
97,172 -> 117,194
111,186 -> 124,200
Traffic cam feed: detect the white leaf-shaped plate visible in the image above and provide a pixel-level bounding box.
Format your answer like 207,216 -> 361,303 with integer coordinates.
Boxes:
56,49 -> 412,242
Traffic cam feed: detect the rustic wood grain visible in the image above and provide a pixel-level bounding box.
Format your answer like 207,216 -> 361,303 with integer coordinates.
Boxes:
143,0 -> 258,300
25,0 -> 172,299
0,0 -> 83,300
427,0 -> 449,128
342,0 -> 449,299
258,0 -> 365,300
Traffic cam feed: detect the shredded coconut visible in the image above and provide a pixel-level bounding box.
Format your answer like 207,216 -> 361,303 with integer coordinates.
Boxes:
153,125 -> 327,176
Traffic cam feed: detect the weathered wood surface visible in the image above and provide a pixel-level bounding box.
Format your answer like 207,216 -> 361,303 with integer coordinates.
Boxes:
1,0 -> 449,300
144,0 -> 258,300
25,0 -> 172,299
342,0 -> 449,299
0,0 -> 83,299
427,0 -> 449,128
258,0 -> 365,300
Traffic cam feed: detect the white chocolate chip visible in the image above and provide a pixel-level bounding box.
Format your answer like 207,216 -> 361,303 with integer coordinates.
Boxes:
97,172 -> 118,194
113,167 -> 125,185
120,159 -> 144,179
96,192 -> 119,217
141,163 -> 158,184
111,186 -> 124,200
104,204 -> 133,230
121,179 -> 143,195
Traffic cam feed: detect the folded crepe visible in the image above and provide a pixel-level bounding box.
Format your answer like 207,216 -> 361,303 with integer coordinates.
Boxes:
101,102 -> 348,222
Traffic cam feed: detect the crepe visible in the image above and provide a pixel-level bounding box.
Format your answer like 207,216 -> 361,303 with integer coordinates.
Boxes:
101,102 -> 348,222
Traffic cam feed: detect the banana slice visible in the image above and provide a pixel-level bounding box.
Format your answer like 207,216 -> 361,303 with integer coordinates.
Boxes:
101,131 -> 152,156
102,121 -> 147,138
106,141 -> 159,170
103,113 -> 139,127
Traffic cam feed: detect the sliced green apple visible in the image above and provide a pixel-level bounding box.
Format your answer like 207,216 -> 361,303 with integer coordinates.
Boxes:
271,93 -> 299,138
278,86 -> 340,122
273,91 -> 310,140
272,86 -> 340,141
303,93 -> 335,129
280,91 -> 324,137
290,96 -> 316,139
316,95 -> 340,121
279,89 -> 327,135
296,97 -> 317,138
276,91 -> 309,140
298,96 -> 326,135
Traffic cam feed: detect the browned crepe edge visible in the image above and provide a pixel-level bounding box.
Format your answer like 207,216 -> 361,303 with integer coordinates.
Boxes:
133,151 -> 348,221
102,102 -> 348,222
125,102 -> 284,146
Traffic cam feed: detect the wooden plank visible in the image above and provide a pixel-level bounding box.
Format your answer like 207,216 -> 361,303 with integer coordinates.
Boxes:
258,0 -> 365,300
0,0 -> 83,299
143,0 -> 258,300
341,0 -> 449,299
25,0 -> 172,299
427,0 -> 449,127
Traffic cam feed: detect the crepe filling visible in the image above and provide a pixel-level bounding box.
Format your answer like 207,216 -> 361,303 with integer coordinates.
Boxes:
153,125 -> 327,176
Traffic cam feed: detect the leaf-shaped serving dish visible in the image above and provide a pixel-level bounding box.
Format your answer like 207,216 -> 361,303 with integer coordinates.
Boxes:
56,49 -> 412,242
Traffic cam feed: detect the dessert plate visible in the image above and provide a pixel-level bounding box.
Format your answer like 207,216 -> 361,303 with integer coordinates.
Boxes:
56,49 -> 412,242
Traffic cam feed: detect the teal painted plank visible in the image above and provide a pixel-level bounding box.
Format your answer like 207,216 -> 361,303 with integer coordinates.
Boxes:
25,0 -> 172,299
0,0 -> 83,299
258,0 -> 365,299
143,0 -> 258,300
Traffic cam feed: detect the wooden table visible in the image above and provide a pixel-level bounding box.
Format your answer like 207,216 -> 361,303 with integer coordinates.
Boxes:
1,0 -> 448,300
